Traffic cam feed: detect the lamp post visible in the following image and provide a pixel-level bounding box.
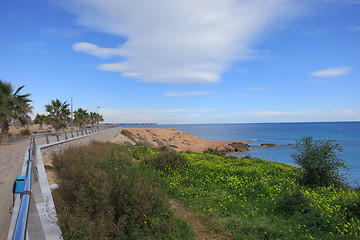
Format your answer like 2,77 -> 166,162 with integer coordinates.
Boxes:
71,97 -> 74,129
97,106 -> 100,126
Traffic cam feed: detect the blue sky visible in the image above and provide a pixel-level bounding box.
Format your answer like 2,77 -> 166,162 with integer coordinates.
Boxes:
1,0 -> 359,124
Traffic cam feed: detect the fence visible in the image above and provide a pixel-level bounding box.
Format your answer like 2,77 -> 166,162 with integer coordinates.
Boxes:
32,126 -> 102,144
9,125 -> 119,240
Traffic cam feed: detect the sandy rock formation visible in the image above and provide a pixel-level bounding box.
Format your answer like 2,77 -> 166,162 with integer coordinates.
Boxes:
111,128 -> 248,153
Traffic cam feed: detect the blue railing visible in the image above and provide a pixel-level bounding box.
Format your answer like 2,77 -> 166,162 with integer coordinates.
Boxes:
12,138 -> 37,239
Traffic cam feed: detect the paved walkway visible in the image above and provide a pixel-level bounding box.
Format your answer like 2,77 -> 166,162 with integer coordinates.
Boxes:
0,137 -> 47,240
0,129 -> 107,239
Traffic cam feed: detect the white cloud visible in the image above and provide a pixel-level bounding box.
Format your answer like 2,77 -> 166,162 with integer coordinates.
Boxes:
63,0 -> 299,85
311,67 -> 351,77
73,42 -> 127,59
164,91 -> 213,98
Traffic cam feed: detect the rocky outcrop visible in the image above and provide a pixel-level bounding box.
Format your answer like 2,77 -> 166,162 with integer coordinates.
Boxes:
208,142 -> 248,153
259,143 -> 278,148
111,128 -> 248,154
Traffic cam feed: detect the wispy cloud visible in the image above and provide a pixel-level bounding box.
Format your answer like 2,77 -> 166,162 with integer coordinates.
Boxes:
347,25 -> 360,32
311,67 -> 351,77
164,91 -> 213,98
73,42 -> 127,59
62,0 -> 300,85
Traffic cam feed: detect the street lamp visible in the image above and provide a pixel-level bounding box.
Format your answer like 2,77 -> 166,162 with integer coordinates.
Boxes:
97,106 -> 100,126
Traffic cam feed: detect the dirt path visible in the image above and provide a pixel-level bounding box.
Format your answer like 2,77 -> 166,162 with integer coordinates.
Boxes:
170,199 -> 231,240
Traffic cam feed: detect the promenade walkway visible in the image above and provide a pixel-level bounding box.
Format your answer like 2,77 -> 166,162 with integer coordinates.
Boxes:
0,137 -> 46,240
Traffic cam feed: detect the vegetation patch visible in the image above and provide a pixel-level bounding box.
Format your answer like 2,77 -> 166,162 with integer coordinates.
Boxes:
52,141 -> 194,240
151,152 -> 360,239
51,140 -> 360,240
142,151 -> 188,171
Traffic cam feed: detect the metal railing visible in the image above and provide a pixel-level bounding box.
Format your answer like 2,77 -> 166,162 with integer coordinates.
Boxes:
12,137 -> 45,240
11,125 -> 117,240
32,126 -> 102,144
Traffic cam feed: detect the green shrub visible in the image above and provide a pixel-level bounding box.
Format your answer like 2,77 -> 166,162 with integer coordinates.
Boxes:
142,151 -> 187,171
292,136 -> 348,188
238,154 -> 252,160
20,128 -> 31,136
275,188 -> 311,216
52,142 -> 194,239
344,194 -> 360,219
203,149 -> 224,156
129,143 -> 151,160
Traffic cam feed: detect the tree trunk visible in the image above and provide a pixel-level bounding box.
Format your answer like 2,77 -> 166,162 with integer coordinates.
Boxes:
0,120 -> 10,145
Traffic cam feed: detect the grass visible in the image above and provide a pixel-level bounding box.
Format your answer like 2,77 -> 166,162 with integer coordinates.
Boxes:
151,152 -> 360,239
51,142 -> 360,239
52,141 -> 194,240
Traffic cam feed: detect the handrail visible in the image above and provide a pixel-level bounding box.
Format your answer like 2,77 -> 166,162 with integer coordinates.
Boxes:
12,138 -> 36,240
11,125 -> 117,239
32,126 -> 99,137
31,125 -> 118,145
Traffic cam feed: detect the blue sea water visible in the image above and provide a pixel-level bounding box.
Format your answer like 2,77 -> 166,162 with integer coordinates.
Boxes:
120,122 -> 360,187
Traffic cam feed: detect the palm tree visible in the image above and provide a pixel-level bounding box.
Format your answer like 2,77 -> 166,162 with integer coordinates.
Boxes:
89,112 -> 97,127
89,112 -> 104,126
96,113 -> 104,125
0,80 -> 32,144
34,113 -> 47,130
74,108 -> 89,128
45,99 -> 70,131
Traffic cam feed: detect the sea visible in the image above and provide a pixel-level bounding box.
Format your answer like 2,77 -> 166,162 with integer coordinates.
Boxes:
119,122 -> 360,187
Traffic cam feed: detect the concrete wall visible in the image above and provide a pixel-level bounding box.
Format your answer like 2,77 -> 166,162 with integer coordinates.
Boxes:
8,127 -> 122,240
41,127 -> 122,163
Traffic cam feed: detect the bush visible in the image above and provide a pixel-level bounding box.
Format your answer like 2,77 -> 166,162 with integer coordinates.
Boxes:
129,143 -> 152,160
142,151 -> 187,171
203,149 -> 224,156
20,128 -> 31,137
275,188 -> 311,215
52,142 -> 194,239
292,136 -> 348,188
